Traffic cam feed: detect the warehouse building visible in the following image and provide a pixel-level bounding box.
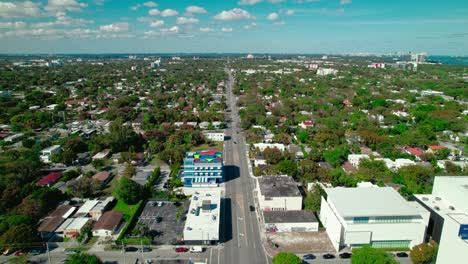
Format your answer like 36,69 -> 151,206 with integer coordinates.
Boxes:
264,210 -> 318,232
320,185 -> 429,251
414,176 -> 468,264
258,176 -> 302,211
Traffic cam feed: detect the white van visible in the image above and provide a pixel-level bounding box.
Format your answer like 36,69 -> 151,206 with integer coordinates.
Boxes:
189,246 -> 203,253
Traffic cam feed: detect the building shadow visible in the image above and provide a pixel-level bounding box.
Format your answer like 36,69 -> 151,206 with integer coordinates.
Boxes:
220,197 -> 232,243
223,165 -> 240,182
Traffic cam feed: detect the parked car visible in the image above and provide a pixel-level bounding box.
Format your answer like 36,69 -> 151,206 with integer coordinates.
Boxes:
125,247 -> 139,252
396,252 -> 409,258
339,252 -> 352,259
175,247 -> 189,253
65,250 -> 78,255
30,249 -> 43,256
303,254 -> 316,260
323,253 -> 336,259
142,247 -> 152,252
13,250 -> 25,256
189,246 -> 203,253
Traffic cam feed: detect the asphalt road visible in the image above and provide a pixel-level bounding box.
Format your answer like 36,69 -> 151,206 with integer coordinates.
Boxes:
218,67 -> 270,264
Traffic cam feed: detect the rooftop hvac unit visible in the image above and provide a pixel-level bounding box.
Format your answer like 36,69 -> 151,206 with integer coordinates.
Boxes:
449,206 -> 455,210
435,197 -> 442,201
434,206 -> 440,211
422,197 -> 429,201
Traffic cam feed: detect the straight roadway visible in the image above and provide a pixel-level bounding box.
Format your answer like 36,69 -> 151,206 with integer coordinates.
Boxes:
218,66 -> 270,264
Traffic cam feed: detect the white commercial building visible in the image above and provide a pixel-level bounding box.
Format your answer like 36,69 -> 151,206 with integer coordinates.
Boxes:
202,131 -> 224,142
317,68 -> 338,76
183,189 -> 221,244
264,210 -> 318,232
258,176 -> 302,211
348,154 -> 370,168
414,176 -> 468,264
253,143 -> 286,152
320,185 -> 429,251
40,145 -> 62,163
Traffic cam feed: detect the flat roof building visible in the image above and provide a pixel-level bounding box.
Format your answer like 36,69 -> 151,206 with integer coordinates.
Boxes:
183,189 -> 221,244
183,150 -> 223,188
264,210 -> 318,232
414,176 -> 468,264
257,176 -> 302,211
320,185 -> 429,251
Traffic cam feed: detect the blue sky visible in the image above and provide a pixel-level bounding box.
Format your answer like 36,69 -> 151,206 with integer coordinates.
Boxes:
0,0 -> 467,55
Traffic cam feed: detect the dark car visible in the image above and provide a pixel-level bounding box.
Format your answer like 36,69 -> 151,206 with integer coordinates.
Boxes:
175,247 -> 189,253
303,254 -> 316,260
30,249 -> 44,256
323,253 -> 336,259
396,252 -> 409,258
125,247 -> 139,252
249,205 -> 255,212
339,252 -> 352,259
142,247 -> 152,252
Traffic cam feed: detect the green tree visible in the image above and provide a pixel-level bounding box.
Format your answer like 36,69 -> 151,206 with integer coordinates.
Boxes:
351,246 -> 397,264
410,240 -> 438,264
304,184 -> 326,212
272,252 -> 302,264
116,177 -> 142,204
276,160 -> 298,178
65,253 -> 102,264
0,224 -> 38,250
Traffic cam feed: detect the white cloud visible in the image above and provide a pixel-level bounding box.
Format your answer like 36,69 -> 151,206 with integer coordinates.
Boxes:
214,8 -> 255,21
150,20 -> 164,27
176,17 -> 199,24
45,0 -> 88,13
221,27 -> 233,32
267,12 -> 279,20
99,22 -> 129,32
340,0 -> 351,4
160,9 -> 178,17
273,21 -> 286,25
0,21 -> 27,29
286,10 -> 294,15
238,0 -> 262,5
186,6 -> 207,14
131,4 -> 141,11
55,11 -> 93,27
199,27 -> 213,32
268,0 -> 285,3
0,1 -> 42,18
244,22 -> 257,29
148,9 -> 160,16
143,1 -> 157,7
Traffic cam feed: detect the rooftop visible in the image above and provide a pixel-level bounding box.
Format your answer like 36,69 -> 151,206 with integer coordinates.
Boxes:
185,150 -> 223,164
92,210 -> 123,231
183,189 -> 221,241
93,171 -> 111,182
63,217 -> 90,231
76,199 -> 100,215
37,205 -> 74,233
325,186 -> 420,217
258,176 -> 301,197
37,172 -> 62,186
264,210 -> 317,224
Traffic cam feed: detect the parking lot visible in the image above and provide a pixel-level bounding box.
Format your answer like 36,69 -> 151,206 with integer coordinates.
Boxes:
137,200 -> 190,245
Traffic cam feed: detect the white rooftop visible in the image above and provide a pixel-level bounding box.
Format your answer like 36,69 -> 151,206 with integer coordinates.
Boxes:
64,217 -> 90,230
183,189 -> 221,241
76,200 -> 99,215
325,186 -> 419,217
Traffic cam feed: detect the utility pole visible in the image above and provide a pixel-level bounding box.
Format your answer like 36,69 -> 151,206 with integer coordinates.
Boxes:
122,241 -> 126,264
46,242 -> 51,264
140,240 -> 144,262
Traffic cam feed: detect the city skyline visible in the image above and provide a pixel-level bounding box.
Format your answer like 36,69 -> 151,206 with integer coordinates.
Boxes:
0,0 -> 467,55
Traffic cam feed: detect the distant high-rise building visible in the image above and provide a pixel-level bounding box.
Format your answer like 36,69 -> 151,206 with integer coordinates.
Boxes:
411,53 -> 427,63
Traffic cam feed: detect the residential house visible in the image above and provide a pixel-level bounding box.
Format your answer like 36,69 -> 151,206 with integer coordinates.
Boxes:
92,171 -> 113,187
92,210 -> 123,237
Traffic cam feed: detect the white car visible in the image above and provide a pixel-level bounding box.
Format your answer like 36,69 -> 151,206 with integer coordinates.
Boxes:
189,246 -> 203,253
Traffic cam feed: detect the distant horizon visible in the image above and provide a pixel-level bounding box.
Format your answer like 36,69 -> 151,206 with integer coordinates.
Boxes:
0,1 -> 466,55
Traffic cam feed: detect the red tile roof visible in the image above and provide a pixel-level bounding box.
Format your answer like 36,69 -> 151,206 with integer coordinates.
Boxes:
37,172 -> 62,186
406,147 -> 424,156
428,145 -> 443,151
93,171 -> 111,182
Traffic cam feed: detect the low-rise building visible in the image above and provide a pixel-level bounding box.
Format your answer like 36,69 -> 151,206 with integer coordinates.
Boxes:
254,143 -> 286,152
258,176 -> 302,211
60,217 -> 92,238
414,176 -> 468,264
320,185 -> 429,251
264,210 -> 318,232
40,145 -> 62,163
37,205 -> 76,239
183,189 -> 221,244
348,154 -> 370,168
182,150 -> 223,188
92,171 -> 113,187
92,210 -> 123,237
92,149 -> 110,160
202,130 -> 224,142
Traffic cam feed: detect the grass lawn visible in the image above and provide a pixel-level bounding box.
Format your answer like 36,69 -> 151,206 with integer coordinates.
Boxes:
192,141 -> 224,152
113,200 -> 141,221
